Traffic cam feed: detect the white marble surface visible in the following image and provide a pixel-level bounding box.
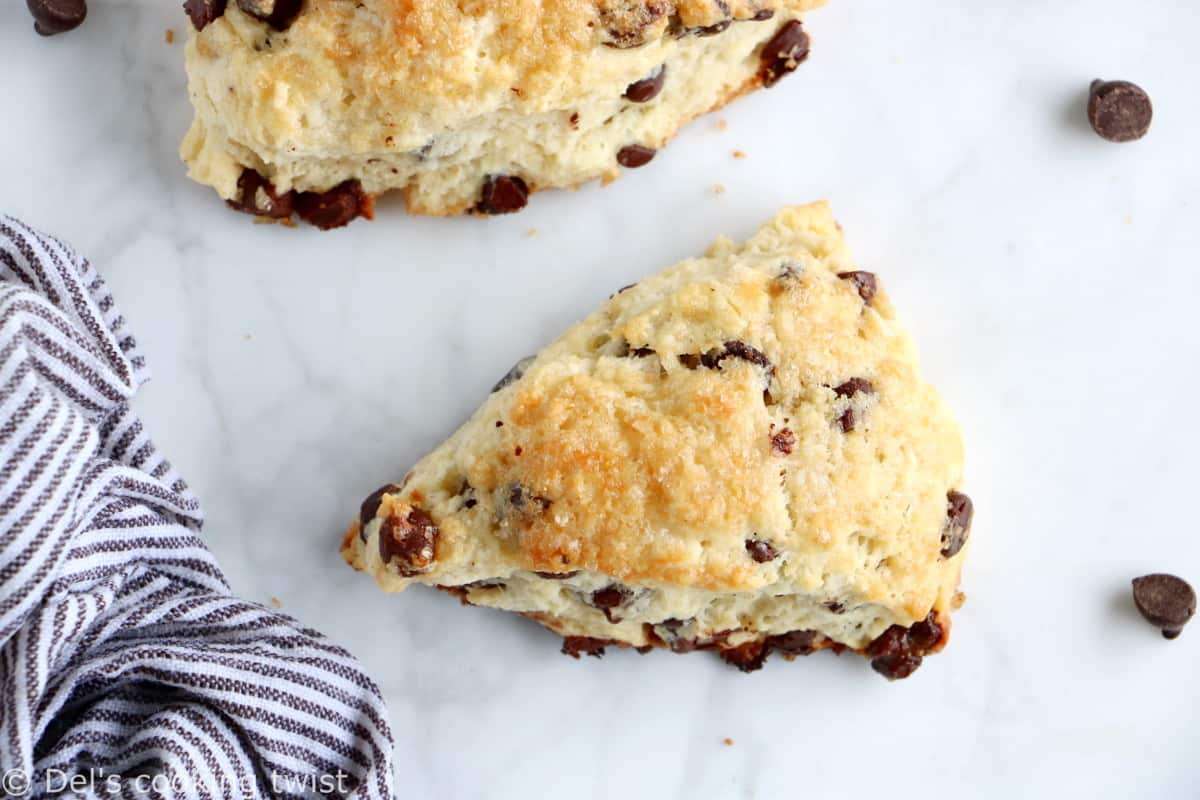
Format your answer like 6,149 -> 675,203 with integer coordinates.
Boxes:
3,0 -> 1199,796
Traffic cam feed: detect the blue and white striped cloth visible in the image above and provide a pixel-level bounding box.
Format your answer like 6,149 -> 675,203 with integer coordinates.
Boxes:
0,217 -> 394,798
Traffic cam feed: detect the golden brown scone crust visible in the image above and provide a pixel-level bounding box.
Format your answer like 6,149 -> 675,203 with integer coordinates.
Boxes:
343,203 -> 972,675
181,0 -> 825,221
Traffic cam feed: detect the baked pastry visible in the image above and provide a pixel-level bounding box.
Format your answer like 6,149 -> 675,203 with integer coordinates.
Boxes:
180,0 -> 824,228
342,202 -> 973,679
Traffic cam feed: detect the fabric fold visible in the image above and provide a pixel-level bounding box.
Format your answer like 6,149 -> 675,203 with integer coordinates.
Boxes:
0,217 -> 394,799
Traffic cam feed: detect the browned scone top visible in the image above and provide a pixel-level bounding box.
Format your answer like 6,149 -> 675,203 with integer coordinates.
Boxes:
342,203 -> 973,679
181,0 -> 826,225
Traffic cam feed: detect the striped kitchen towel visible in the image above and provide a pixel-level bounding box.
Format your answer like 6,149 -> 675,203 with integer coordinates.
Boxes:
0,217 -> 394,799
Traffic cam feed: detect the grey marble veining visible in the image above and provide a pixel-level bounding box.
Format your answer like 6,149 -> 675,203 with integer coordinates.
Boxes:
2,1 -> 1198,796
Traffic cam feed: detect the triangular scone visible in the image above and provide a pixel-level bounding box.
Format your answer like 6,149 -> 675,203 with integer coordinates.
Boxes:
342,202 -> 973,679
180,0 -> 824,227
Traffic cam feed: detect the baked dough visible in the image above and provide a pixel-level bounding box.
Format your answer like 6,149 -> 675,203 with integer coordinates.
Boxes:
180,0 -> 824,227
342,202 -> 973,679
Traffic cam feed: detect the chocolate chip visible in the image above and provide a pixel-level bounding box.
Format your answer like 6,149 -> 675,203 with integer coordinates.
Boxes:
358,482 -> 402,541
1087,79 -> 1152,143
834,378 -> 874,398
476,175 -> 529,214
751,8 -> 774,20
27,0 -> 87,35
1132,574 -> 1196,639
183,0 -> 227,31
939,490 -> 973,558
227,168 -> 293,219
630,346 -> 655,358
561,636 -> 613,658
508,483 -> 551,513
617,145 -> 657,168
624,65 -> 666,102
759,20 -> 809,87
294,180 -> 371,230
865,612 -> 942,680
706,341 -> 772,370
692,20 -> 730,36
534,570 -> 580,579
906,613 -> 944,651
837,271 -> 878,305
236,0 -> 300,29
378,507 -> 439,576
591,585 -> 632,622
492,355 -> 535,393
745,538 -> 779,563
719,640 -> 768,672
770,427 -> 795,456
824,601 -> 845,614
766,629 -> 817,656
678,353 -> 702,370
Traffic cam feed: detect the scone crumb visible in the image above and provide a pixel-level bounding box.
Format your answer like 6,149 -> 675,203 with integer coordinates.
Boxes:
165,29 -> 175,44
270,596 -> 282,608
952,591 -> 966,610
715,118 -> 729,131
732,150 -> 746,159
525,228 -> 538,238
723,738 -> 734,747
712,184 -> 726,195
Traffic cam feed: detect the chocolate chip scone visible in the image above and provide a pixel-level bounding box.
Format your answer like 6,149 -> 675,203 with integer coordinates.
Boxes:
342,202 -> 973,679
180,0 -> 824,228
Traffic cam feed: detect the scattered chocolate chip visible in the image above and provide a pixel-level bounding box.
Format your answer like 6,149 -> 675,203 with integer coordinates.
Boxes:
359,482 -> 402,540
759,20 -> 809,87
1132,574 -> 1196,639
692,20 -> 730,36
770,427 -> 795,456
617,144 -> 657,168
766,629 -> 818,656
678,353 -> 702,370
590,585 -> 633,622
836,271 -> 878,305
630,346 -> 655,358
834,378 -> 874,398
624,65 -> 666,103
751,8 -> 774,20
616,283 -> 637,294
1087,79 -> 1152,143
27,0 -> 87,35
562,636 -> 614,658
378,507 -> 439,576
183,0 -> 227,31
833,378 -> 875,433
227,168 -> 293,219
476,175 -> 529,214
824,601 -> 845,614
865,612 -> 942,680
568,111 -> 580,129
719,640 -> 768,672
745,538 -> 780,563
704,341 -> 772,370
294,180 -> 371,230
939,490 -> 974,558
492,355 -> 535,393
534,570 -> 580,580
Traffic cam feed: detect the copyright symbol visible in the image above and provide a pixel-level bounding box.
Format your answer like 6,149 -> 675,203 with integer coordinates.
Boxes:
1,768 -> 30,796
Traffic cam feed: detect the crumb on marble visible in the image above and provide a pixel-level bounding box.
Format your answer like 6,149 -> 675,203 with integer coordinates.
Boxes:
732,150 -> 746,160
715,118 -> 728,131
165,29 -> 175,44
270,596 -> 282,608
525,228 -> 538,238
723,738 -> 734,747
712,184 -> 726,195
